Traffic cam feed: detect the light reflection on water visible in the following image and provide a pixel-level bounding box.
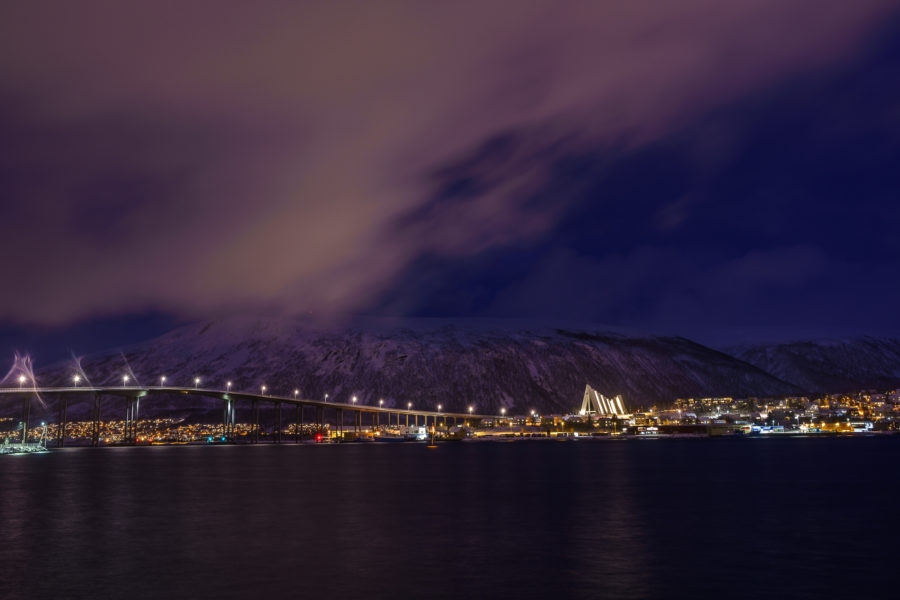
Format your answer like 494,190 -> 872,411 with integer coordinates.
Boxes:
1,437 -> 897,599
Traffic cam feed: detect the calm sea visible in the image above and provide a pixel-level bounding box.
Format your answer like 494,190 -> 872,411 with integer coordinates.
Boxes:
1,437 -> 898,599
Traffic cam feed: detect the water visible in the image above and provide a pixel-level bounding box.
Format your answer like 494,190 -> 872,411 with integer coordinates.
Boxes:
1,437 -> 898,599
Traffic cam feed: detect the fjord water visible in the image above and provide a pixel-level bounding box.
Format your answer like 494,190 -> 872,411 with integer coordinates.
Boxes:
1,438 -> 897,599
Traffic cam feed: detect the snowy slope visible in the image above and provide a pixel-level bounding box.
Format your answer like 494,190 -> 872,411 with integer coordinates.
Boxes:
728,337 -> 900,393
24,316 -> 800,416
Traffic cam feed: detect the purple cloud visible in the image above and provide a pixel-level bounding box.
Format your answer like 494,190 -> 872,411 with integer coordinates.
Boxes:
0,0 -> 894,324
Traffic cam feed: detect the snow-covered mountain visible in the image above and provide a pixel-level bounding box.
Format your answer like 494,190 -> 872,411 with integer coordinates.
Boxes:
727,337 -> 900,393
27,316 -> 799,415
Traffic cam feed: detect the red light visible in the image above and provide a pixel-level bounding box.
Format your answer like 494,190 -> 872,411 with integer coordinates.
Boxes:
316,434 -> 322,442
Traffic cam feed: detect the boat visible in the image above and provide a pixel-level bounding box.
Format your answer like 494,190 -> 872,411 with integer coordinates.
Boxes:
1,427 -> 49,455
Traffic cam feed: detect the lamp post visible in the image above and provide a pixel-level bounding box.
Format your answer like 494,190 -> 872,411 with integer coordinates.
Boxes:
194,377 -> 200,388
294,389 -> 299,399
18,375 -> 26,389
123,375 -> 129,387
226,381 -> 232,391
261,385 -> 267,395
160,375 -> 166,386
379,399 -> 384,408
73,375 -> 81,387
352,396 -> 357,405
324,393 -> 329,402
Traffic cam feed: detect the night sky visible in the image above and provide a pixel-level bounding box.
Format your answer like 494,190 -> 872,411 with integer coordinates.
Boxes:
2,1 -> 900,362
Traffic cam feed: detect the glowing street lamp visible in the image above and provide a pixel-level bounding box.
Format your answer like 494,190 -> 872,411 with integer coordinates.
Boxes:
379,399 -> 384,408
73,374 -> 81,387
194,377 -> 201,387
407,402 -> 412,410
352,395 -> 357,404
437,404 -> 442,412
123,375 -> 130,386
500,407 -> 506,416
18,375 -> 26,388
468,406 -> 474,414
160,375 -> 167,386
324,393 -> 329,402
294,389 -> 299,398
261,385 -> 267,395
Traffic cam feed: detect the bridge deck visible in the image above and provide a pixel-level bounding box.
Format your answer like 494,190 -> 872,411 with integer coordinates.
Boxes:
0,386 -> 497,420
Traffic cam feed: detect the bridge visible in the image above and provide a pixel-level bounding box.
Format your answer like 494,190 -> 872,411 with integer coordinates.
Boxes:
0,385 -> 499,447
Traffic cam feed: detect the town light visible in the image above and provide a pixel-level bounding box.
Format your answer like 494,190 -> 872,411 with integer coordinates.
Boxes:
469,406 -> 474,414
194,377 -> 201,387
500,407 -> 506,415
437,404 -> 442,412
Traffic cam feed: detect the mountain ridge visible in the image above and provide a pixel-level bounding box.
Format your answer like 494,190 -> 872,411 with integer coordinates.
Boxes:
24,316 -> 800,415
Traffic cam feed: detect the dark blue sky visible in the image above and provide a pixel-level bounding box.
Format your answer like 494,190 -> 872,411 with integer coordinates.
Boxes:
377,14 -> 900,345
1,1 -> 899,363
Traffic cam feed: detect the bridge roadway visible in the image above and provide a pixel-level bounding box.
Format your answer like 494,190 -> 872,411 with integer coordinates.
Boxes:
0,386 -> 497,447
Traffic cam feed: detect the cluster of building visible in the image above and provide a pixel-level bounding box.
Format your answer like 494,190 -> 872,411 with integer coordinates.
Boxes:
5,418 -> 326,444
662,390 -> 900,433
4,387 -> 899,444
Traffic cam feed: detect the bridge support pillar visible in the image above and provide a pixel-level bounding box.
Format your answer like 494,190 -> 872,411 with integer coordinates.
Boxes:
91,393 -> 101,447
252,399 -> 259,443
223,397 -> 235,440
123,396 -> 135,444
21,396 -> 30,444
275,402 -> 282,444
57,395 -> 67,447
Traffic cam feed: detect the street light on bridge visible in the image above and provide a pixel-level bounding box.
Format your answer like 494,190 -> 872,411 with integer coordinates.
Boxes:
352,395 -> 357,404
407,402 -> 412,410
226,381 -> 232,391
73,374 -> 81,387
437,404 -> 442,412
469,406 -> 474,414
18,375 -> 26,388
261,385 -> 267,395
500,407 -> 506,416
160,375 -> 166,386
194,377 -> 200,387
379,399 -> 384,408
123,375 -> 130,386
324,393 -> 329,402
294,389 -> 299,398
